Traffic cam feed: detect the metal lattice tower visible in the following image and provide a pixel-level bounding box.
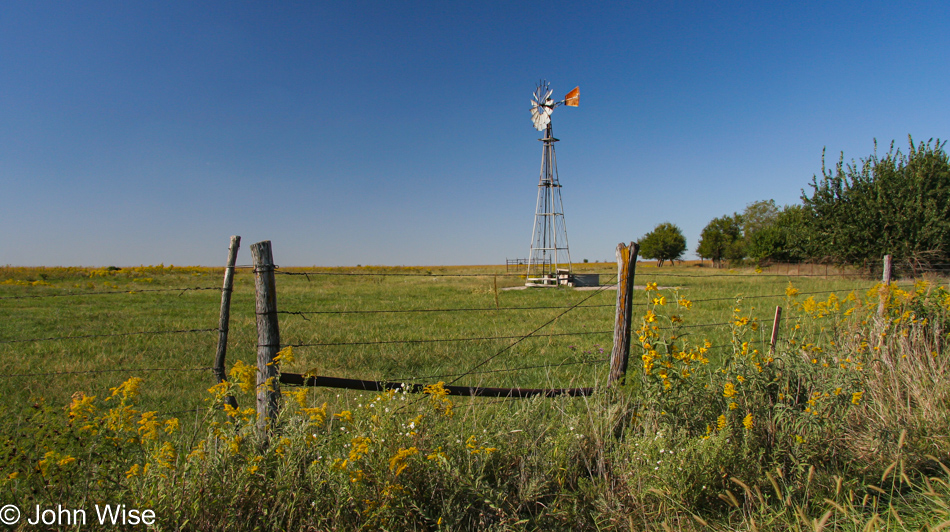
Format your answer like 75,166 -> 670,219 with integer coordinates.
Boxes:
526,81 -> 578,287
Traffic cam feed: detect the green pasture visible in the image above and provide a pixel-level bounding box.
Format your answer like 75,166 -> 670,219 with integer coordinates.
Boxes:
1,261 -> 883,416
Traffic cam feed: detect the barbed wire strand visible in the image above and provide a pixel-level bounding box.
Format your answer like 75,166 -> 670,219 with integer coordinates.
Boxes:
0,327 -> 218,345
1,366 -> 212,378
276,285 -> 875,319
286,330 -> 613,348
394,357 -> 610,383
0,286 -> 222,301
278,303 -> 617,317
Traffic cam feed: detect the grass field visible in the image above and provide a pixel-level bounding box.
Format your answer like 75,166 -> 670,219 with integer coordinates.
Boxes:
1,261 -> 948,530
0,261 -> 875,414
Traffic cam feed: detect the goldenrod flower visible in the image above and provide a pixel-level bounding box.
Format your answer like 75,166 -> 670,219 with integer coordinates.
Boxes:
349,436 -> 371,462
742,413 -> 753,430
723,382 -> 736,398
273,345 -> 295,364
785,283 -> 799,297
717,415 -> 727,431
851,392 -> 863,405
137,411 -> 161,442
68,391 -> 97,423
109,377 -> 144,401
388,447 -> 419,476
303,403 -> 328,425
426,447 -> 446,461
228,360 -> 257,394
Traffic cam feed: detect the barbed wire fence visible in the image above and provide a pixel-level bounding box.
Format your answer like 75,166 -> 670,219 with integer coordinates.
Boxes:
2,239 -> 937,423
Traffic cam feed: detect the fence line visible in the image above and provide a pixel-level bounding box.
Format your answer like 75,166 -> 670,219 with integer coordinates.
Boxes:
1,366 -> 212,379
0,327 -> 219,345
287,330 -> 614,348
0,286 -> 223,300
276,270 -> 525,278
394,357 -> 610,383
275,286 -> 873,322
277,303 -> 616,317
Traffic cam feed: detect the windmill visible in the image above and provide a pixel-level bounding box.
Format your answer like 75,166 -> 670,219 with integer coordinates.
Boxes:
526,80 -> 579,287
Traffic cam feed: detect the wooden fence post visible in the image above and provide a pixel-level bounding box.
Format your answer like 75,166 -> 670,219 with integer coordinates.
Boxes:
609,242 -> 639,385
878,254 -> 892,317
213,235 -> 240,410
251,240 -> 281,430
769,306 -> 782,356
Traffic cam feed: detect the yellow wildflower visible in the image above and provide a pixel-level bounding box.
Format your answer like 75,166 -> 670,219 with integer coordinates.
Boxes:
424,381 -> 454,417
349,436 -> 371,462
228,360 -> 256,393
303,403 -> 329,425
723,382 -> 736,398
273,345 -> 295,364
109,377 -> 144,401
137,411 -> 161,442
67,391 -> 97,423
164,418 -> 180,434
742,413 -> 753,430
388,447 -> 419,476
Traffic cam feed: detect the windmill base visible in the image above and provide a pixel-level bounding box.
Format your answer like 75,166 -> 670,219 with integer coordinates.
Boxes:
525,271 -> 599,288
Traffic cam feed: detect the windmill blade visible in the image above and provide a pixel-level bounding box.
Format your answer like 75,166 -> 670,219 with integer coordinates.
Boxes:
563,86 -> 579,107
531,106 -> 551,130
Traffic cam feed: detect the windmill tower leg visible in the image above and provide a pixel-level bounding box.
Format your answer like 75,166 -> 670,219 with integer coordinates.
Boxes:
526,122 -> 572,287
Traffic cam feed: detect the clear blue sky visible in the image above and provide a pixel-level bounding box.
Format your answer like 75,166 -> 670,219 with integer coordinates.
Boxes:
2,1 -> 948,266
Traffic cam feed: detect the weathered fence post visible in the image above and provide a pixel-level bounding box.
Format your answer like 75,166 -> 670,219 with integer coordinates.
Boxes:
878,254 -> 892,317
769,306 -> 782,356
609,242 -> 639,385
213,235 -> 240,410
251,240 -> 281,430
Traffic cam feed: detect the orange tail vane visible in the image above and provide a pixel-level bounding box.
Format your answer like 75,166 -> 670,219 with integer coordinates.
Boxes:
563,86 -> 580,107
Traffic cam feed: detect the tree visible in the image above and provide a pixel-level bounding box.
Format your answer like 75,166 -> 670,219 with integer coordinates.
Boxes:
745,205 -> 811,264
801,137 -> 950,267
696,214 -> 743,267
638,222 -> 687,267
741,200 -> 779,243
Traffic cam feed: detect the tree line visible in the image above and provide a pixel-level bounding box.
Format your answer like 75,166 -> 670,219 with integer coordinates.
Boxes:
637,137 -> 949,269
